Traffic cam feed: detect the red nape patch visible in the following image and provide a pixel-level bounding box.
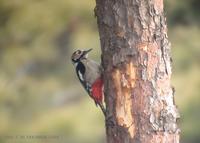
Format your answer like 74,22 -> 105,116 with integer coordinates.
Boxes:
91,77 -> 103,104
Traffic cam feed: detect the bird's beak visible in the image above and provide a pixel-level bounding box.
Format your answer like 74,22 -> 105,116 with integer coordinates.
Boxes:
83,48 -> 92,56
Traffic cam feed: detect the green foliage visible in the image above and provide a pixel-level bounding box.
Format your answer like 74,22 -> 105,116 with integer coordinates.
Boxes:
166,0 -> 200,26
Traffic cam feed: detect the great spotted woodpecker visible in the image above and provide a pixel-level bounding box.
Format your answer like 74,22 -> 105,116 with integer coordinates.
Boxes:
71,49 -> 106,116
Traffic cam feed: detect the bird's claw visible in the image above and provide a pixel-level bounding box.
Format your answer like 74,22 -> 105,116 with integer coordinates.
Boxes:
105,114 -> 115,127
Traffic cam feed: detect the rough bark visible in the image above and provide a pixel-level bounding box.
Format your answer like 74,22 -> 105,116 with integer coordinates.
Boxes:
95,0 -> 180,143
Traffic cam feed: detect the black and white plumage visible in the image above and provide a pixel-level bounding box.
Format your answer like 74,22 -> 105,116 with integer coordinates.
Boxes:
76,61 -> 91,95
71,49 -> 100,94
71,49 -> 106,116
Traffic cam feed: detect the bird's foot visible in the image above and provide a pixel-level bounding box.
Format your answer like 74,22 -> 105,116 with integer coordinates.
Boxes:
105,114 -> 115,128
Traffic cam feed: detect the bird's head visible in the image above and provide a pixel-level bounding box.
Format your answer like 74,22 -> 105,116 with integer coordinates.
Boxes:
71,49 -> 92,64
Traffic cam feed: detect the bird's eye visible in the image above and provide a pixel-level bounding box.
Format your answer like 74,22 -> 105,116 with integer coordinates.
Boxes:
77,50 -> 81,54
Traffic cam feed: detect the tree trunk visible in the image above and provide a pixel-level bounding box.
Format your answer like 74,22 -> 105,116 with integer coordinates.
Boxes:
95,0 -> 180,143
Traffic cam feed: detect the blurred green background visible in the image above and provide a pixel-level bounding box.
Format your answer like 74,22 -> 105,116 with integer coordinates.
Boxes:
0,0 -> 199,143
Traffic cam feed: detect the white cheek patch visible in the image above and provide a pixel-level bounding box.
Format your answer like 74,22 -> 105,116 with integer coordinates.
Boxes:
78,70 -> 84,81
85,54 -> 88,58
74,62 -> 78,67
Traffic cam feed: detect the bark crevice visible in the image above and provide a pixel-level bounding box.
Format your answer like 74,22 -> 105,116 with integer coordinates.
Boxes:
95,0 -> 180,142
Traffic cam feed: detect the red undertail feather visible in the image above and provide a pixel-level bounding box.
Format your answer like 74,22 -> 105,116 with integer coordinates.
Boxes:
91,77 -> 103,104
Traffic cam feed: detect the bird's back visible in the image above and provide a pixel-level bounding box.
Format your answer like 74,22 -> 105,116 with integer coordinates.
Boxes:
81,59 -> 102,86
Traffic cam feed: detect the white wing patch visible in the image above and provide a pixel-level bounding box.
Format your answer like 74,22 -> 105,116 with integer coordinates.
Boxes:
78,70 -> 84,81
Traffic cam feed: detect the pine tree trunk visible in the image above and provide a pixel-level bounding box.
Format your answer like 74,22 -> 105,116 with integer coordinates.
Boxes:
95,0 -> 180,143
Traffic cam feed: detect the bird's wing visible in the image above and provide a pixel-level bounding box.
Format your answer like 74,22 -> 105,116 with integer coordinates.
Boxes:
76,62 -> 91,96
